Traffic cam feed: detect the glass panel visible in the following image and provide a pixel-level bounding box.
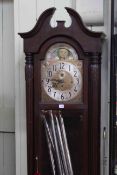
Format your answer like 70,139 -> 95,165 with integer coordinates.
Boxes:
41,43 -> 83,104
62,112 -> 84,175
40,110 -> 84,175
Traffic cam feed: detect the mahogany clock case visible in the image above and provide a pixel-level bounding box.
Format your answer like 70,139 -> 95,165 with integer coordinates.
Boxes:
19,7 -> 103,175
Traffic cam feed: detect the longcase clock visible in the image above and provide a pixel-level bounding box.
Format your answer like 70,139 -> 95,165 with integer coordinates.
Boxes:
19,8 -> 104,175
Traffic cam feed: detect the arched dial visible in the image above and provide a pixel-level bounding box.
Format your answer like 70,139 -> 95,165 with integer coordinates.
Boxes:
42,61 -> 82,101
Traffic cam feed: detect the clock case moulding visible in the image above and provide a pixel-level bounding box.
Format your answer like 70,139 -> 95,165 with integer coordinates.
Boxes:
19,7 -> 104,175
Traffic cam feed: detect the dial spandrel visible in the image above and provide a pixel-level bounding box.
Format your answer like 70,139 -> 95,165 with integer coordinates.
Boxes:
41,43 -> 83,104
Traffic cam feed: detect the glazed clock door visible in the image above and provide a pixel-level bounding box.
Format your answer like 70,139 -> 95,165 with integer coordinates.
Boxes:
19,7 -> 103,175
41,43 -> 83,104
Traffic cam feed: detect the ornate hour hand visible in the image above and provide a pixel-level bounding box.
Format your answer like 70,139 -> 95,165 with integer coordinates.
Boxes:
51,79 -> 64,84
51,79 -> 64,88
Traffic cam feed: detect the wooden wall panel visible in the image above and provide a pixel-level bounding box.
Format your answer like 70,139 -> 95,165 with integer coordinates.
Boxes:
0,133 -> 15,175
0,134 -> 4,175
0,1 -> 15,175
0,0 -> 3,109
19,0 -> 37,32
37,0 -> 54,18
4,133 -> 15,175
3,0 -> 14,108
0,0 -> 15,132
37,0 -> 72,27
76,0 -> 103,26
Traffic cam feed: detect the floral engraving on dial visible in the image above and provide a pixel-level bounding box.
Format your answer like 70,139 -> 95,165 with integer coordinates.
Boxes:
42,61 -> 82,102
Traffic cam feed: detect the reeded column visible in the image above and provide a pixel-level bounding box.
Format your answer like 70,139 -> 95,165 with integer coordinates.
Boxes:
25,52 -> 34,175
88,53 -> 101,175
